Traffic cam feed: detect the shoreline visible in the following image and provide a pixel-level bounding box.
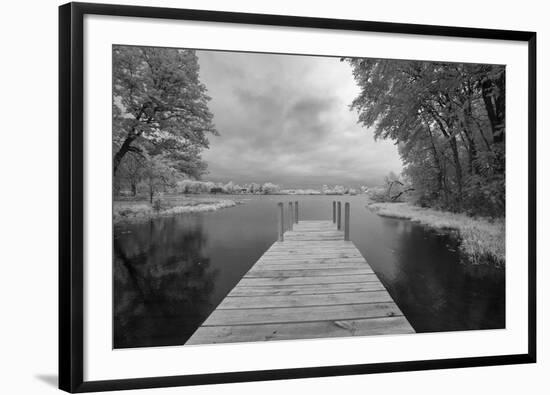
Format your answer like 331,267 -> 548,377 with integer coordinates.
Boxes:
367,202 -> 505,267
114,197 -> 240,224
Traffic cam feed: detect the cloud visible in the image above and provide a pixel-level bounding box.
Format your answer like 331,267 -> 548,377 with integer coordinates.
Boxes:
196,50 -> 402,188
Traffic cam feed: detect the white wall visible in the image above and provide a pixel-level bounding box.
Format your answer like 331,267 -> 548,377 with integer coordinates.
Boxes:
0,0 -> 547,394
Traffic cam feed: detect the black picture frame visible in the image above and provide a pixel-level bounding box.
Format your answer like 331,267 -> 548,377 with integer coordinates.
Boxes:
59,2 -> 537,392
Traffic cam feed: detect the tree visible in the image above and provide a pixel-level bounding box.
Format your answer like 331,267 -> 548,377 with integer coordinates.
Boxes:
248,183 -> 260,194
116,153 -> 145,196
140,155 -> 177,204
345,58 -> 505,215
384,172 -> 403,199
223,181 -> 236,194
113,46 -> 217,177
261,182 -> 280,194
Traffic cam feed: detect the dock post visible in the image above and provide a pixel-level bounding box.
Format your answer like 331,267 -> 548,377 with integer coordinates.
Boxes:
332,201 -> 336,223
278,202 -> 284,241
344,202 -> 350,241
288,202 -> 294,230
295,201 -> 299,223
337,201 -> 342,230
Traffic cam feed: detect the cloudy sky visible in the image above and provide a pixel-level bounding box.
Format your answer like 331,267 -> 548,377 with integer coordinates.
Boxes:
196,50 -> 402,189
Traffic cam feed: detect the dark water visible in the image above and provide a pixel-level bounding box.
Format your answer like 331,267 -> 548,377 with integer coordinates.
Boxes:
113,195 -> 505,348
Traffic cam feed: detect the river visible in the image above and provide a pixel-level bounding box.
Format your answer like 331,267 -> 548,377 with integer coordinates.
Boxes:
113,195 -> 504,348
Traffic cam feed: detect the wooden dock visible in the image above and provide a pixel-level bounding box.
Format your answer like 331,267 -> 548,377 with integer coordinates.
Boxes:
186,202 -> 414,345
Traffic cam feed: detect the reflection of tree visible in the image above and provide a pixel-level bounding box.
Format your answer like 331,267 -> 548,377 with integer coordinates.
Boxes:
381,218 -> 504,333
113,215 -> 219,348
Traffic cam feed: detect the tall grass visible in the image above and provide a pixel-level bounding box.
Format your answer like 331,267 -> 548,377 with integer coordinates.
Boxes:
368,202 -> 505,266
114,197 -> 238,224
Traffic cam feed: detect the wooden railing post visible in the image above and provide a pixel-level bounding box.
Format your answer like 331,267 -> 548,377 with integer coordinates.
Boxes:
344,202 -> 350,241
288,202 -> 294,231
337,201 -> 342,230
294,201 -> 299,223
278,202 -> 284,241
332,201 -> 336,223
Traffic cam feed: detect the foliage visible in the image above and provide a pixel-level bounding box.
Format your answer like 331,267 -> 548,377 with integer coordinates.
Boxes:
113,46 -> 217,201
366,186 -> 389,202
175,180 -> 280,195
152,198 -> 163,213
321,185 -> 359,195
346,58 -> 505,217
365,172 -> 412,202
261,182 -> 280,194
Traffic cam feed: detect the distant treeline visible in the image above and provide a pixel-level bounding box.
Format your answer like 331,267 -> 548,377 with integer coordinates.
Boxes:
116,179 -> 364,198
346,58 -> 505,217
177,180 -> 279,195
116,179 -> 280,197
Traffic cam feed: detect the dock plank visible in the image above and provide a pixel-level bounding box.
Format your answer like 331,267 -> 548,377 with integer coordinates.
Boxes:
227,282 -> 386,296
256,257 -> 368,265
254,262 -> 372,271
245,268 -> 374,278
186,317 -> 415,344
238,274 -> 380,286
217,291 -> 393,309
202,302 -> 404,326
259,255 -> 364,260
251,265 -> 373,273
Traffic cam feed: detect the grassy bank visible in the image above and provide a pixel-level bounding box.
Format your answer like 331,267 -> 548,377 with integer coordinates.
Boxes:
367,202 -> 505,266
114,196 -> 240,224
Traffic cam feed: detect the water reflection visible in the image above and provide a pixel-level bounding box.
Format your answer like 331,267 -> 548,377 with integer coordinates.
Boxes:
360,217 -> 504,332
114,216 -> 218,348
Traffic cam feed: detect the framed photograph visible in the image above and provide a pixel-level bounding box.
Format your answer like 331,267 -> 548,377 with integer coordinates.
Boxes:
59,2 -> 537,392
